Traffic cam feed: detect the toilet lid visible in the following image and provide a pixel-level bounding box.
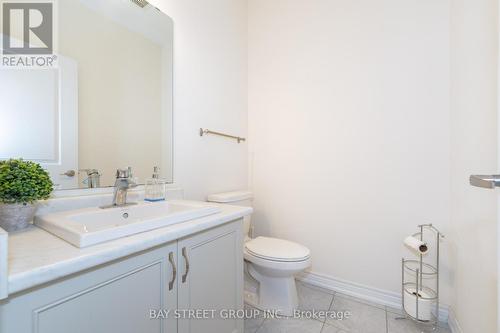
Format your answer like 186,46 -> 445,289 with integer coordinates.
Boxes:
245,237 -> 310,262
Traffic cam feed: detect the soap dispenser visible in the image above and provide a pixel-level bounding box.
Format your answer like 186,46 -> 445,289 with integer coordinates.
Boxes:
145,166 -> 166,202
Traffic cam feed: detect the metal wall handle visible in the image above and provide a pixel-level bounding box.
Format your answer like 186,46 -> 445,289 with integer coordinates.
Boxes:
168,252 -> 176,291
469,175 -> 500,189
60,170 -> 76,177
181,247 -> 190,283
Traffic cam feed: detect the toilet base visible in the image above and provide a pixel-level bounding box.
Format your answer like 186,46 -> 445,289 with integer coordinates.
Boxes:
245,262 -> 299,317
244,268 -> 260,307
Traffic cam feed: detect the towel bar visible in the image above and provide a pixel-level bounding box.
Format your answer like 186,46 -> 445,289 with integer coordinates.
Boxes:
199,128 -> 246,143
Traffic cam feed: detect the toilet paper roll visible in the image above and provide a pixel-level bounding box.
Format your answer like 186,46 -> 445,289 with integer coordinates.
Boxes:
404,287 -> 434,321
404,236 -> 429,255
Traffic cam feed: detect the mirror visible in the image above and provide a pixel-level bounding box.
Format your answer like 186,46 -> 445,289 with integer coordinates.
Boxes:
0,0 -> 173,190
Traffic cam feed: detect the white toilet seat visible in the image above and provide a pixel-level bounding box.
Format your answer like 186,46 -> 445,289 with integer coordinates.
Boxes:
245,237 -> 310,262
244,249 -> 311,271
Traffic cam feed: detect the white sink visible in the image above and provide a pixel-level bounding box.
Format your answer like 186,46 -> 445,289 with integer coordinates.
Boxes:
35,201 -> 221,248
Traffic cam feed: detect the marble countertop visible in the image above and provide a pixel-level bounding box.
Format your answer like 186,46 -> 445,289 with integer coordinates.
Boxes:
5,202 -> 252,297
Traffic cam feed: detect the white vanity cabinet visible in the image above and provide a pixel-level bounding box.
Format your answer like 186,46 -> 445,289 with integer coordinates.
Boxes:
177,221 -> 244,333
0,220 -> 243,333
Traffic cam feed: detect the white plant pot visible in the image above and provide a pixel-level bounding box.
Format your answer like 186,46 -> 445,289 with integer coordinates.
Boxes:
0,203 -> 37,232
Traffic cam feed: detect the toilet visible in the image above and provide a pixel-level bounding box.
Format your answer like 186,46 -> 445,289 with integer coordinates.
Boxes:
207,191 -> 311,316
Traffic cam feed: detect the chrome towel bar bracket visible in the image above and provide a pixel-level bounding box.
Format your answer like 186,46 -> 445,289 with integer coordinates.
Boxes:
199,128 -> 246,143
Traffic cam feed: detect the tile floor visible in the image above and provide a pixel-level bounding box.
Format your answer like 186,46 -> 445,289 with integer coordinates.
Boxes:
244,281 -> 451,333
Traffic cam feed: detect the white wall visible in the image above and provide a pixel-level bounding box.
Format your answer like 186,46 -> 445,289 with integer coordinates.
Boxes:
450,0 -> 498,332
248,0 -> 453,304
138,1 -> 498,330
149,0 -> 249,200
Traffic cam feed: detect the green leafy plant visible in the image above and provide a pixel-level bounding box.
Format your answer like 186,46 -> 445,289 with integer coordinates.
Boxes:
0,159 -> 53,204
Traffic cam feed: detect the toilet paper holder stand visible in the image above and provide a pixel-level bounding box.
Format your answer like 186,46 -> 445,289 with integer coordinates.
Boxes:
400,224 -> 444,328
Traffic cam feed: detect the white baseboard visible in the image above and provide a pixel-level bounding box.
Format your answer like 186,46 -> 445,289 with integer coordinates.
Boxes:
296,271 -> 450,325
447,308 -> 463,333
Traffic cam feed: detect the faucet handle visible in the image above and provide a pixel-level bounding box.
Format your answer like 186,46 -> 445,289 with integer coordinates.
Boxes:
80,169 -> 100,176
116,169 -> 129,179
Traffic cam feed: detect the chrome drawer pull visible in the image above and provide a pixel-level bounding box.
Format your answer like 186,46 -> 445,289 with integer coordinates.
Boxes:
181,247 -> 189,283
168,252 -> 176,291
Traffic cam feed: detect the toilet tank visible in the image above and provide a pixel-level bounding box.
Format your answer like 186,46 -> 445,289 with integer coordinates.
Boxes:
207,191 -> 253,240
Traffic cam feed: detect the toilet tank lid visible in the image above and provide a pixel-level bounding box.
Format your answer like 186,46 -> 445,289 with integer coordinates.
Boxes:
207,190 -> 253,203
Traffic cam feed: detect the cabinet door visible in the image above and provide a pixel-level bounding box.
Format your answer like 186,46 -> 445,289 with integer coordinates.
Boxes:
178,220 -> 244,333
0,243 -> 178,333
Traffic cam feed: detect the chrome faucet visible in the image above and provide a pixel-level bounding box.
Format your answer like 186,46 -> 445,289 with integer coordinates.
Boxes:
80,169 -> 101,188
101,168 -> 137,209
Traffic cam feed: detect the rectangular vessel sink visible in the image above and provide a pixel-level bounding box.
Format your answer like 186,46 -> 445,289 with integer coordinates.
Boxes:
35,201 -> 221,248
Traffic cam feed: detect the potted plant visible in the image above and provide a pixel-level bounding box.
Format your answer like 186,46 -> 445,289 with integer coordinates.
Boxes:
0,159 -> 53,232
